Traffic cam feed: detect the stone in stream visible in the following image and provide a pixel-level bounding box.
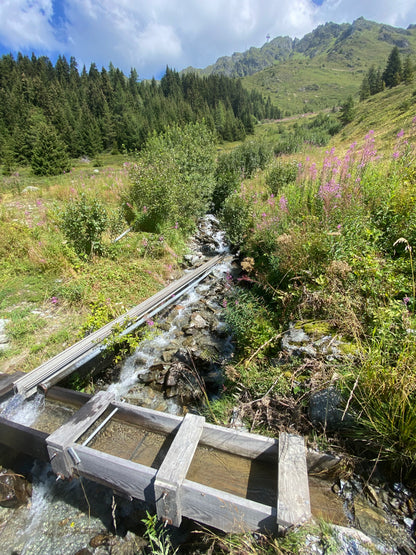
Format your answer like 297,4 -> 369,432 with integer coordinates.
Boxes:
0,470 -> 32,508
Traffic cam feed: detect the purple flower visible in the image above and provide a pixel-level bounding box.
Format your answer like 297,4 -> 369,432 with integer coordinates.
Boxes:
397,129 -> 405,138
51,296 -> 58,304
146,319 -> 154,327
393,151 -> 400,159
404,296 -> 411,307
279,195 -> 288,213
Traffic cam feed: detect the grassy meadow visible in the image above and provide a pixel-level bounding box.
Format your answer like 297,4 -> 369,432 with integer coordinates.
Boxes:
0,155 -> 184,374
2,80 -> 416,483
217,88 -> 416,480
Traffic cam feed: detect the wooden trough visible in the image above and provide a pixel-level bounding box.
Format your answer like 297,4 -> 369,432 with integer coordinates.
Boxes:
0,386 -> 311,533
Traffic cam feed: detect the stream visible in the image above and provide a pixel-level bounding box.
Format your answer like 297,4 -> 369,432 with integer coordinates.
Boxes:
0,216 -> 416,554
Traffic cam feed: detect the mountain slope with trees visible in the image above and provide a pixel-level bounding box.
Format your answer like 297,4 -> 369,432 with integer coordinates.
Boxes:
0,56 -> 278,175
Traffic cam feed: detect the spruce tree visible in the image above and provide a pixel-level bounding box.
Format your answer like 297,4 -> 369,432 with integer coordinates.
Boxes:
383,46 -> 402,88
31,121 -> 70,175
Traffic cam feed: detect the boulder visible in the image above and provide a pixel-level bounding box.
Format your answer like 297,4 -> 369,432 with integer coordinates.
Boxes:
309,387 -> 353,431
0,471 -> 32,508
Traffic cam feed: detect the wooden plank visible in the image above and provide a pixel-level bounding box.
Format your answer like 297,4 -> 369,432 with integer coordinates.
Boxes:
47,386 -> 91,408
277,432 -> 311,529
112,401 -> 182,435
0,416 -> 49,461
201,422 -> 278,462
113,401 -> 277,462
46,390 -> 115,477
0,372 -> 25,399
74,444 -> 157,505
47,390 -> 115,449
181,479 -> 277,533
155,413 -> 204,526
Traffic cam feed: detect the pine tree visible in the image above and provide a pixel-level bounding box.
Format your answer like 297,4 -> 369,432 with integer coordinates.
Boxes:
31,121 -> 70,175
359,75 -> 370,101
339,96 -> 354,125
383,46 -> 402,88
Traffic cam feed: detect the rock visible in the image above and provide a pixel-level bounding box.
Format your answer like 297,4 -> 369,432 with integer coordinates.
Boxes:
189,313 -> 208,329
307,448 -> 342,475
0,318 -> 10,350
0,471 -> 32,508
89,533 -> 111,548
332,524 -> 383,554
281,326 -> 317,357
22,186 -> 39,193
110,531 -> 147,554
309,387 -> 353,431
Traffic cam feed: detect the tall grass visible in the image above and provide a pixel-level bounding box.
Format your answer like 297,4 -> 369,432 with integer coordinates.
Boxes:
225,117 -> 416,477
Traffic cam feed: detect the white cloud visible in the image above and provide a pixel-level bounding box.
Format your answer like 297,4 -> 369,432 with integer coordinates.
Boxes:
0,0 -> 58,50
320,0 -> 416,28
0,0 -> 415,77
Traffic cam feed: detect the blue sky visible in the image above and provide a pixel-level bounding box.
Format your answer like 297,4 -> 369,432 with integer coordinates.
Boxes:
0,1 -> 415,79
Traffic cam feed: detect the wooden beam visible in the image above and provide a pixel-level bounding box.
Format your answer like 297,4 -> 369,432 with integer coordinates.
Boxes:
0,416 -> 49,461
155,413 -> 204,526
0,372 -> 25,399
46,390 -> 115,477
201,422 -> 278,462
74,444 -> 157,505
112,401 -> 182,435
277,433 -> 311,529
181,479 -> 277,533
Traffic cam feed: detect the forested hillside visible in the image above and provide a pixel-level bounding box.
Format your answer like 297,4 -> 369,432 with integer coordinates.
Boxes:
0,55 -> 279,174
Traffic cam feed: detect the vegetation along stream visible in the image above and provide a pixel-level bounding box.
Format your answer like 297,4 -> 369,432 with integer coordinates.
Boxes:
2,37 -> 416,552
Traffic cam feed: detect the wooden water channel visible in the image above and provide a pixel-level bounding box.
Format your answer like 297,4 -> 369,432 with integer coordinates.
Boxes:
0,255 -> 311,533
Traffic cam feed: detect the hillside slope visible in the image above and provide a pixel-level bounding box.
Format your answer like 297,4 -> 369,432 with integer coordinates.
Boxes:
183,18 -> 416,115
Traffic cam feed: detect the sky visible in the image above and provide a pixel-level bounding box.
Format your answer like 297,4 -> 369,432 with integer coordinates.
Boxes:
0,0 -> 416,79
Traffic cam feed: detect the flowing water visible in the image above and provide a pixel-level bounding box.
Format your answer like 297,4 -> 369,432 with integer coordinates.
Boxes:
0,217 -> 237,554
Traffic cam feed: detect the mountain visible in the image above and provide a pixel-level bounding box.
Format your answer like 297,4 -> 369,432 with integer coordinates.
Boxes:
183,18 -> 416,115
181,35 -> 293,78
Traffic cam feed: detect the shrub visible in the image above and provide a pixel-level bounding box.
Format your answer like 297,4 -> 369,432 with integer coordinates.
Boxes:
60,192 -> 108,257
212,138 -> 273,211
125,122 -> 216,234
220,192 -> 253,247
265,160 -> 299,195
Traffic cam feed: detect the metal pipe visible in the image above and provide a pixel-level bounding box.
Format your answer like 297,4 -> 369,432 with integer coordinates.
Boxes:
82,407 -> 119,447
31,256 -> 225,397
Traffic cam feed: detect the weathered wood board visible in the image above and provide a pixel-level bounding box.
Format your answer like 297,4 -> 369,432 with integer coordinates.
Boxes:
0,386 -> 311,533
155,413 -> 205,525
277,432 -> 311,528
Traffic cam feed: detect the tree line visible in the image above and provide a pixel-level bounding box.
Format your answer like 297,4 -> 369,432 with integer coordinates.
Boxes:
360,46 -> 414,100
0,53 -> 280,175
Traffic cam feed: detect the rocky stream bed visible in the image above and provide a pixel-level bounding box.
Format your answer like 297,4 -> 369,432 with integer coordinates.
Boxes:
0,216 -> 416,554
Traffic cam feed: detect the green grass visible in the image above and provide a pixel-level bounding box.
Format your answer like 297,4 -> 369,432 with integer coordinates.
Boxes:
0,153 -> 185,374
242,20 -> 416,116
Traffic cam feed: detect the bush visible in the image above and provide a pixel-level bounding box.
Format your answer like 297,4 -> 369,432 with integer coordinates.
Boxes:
265,160 -> 299,195
60,192 -> 108,257
220,193 -> 253,247
125,122 -> 216,233
213,138 -> 273,211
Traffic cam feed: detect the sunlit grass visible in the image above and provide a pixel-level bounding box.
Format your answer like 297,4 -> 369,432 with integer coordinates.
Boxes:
0,153 -> 184,373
